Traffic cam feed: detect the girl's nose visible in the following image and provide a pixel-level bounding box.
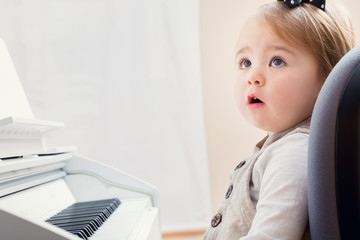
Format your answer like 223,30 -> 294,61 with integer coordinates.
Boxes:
247,73 -> 265,87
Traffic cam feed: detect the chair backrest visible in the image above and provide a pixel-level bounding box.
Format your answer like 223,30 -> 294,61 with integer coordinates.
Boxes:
308,44 -> 360,240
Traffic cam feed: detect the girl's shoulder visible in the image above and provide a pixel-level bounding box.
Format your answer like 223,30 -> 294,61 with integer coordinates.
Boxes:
256,128 -> 310,174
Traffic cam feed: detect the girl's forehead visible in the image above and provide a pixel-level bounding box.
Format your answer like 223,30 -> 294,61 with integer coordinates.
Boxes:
238,16 -> 278,42
237,18 -> 281,49
236,15 -> 307,54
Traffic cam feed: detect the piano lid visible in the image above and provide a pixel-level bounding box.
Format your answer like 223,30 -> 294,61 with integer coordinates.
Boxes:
0,39 -> 70,159
0,38 -> 33,119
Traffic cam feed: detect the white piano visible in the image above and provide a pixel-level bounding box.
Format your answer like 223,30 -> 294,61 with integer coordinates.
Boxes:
0,39 -> 162,240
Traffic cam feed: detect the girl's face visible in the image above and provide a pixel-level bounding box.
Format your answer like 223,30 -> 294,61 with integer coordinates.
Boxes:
234,17 -> 324,133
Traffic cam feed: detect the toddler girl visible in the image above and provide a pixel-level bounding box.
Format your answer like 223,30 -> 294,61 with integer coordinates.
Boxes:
203,0 -> 355,239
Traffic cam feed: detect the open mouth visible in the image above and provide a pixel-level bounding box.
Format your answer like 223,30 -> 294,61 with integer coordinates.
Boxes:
248,95 -> 263,104
251,97 -> 263,104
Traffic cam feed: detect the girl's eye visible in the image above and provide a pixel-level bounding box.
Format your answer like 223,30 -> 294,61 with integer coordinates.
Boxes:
239,59 -> 251,69
270,57 -> 285,67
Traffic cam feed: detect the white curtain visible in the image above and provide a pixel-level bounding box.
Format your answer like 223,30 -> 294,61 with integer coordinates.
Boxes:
0,0 -> 211,232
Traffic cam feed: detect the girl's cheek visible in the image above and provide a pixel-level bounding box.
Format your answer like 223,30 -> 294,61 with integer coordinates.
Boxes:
234,87 -> 245,111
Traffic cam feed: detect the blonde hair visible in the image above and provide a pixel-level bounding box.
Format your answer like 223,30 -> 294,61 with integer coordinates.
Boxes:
256,0 -> 355,76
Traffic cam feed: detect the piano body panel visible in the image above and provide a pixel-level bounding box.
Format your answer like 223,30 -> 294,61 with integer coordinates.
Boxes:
0,178 -> 79,239
126,207 -> 161,240
0,152 -> 73,173
0,178 -> 77,221
65,154 -> 161,208
0,207 -> 79,240
64,173 -> 151,203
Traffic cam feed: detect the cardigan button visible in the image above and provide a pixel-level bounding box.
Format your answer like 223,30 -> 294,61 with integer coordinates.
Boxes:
225,185 -> 233,199
211,213 -> 222,227
234,160 -> 246,170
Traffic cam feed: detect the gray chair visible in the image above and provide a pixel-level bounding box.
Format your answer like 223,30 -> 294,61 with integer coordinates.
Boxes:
308,44 -> 360,239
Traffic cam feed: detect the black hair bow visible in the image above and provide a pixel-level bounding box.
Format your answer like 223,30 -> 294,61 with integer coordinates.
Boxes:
283,0 -> 325,11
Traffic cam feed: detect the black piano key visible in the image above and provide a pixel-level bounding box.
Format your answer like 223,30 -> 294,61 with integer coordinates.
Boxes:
71,230 -> 88,240
53,221 -> 95,238
53,216 -> 102,229
45,198 -> 121,240
47,215 -> 102,227
60,205 -> 116,216
47,198 -> 119,218
62,204 -> 113,212
47,213 -> 103,222
67,199 -> 120,209
61,208 -> 112,218
52,203 -> 116,217
60,224 -> 93,237
53,198 -> 118,213
69,229 -> 89,240
69,201 -> 120,212
49,211 -> 109,222
49,205 -> 116,222
49,218 -> 100,231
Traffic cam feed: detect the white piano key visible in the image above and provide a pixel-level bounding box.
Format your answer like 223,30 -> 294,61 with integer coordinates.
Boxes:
127,207 -> 160,240
90,198 -> 154,240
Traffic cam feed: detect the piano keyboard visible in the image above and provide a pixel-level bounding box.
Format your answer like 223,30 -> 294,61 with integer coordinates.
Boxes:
46,198 -> 121,240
